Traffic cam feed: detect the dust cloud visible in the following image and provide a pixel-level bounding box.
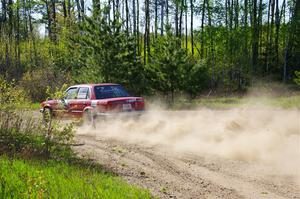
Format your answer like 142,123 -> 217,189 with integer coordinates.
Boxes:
77,102 -> 300,184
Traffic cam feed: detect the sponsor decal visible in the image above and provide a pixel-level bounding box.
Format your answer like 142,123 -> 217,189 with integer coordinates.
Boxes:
91,100 -> 97,107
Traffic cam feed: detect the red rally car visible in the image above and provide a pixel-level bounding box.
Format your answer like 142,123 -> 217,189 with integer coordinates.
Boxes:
40,83 -> 145,122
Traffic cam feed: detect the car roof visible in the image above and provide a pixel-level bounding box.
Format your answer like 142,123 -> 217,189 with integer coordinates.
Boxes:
71,83 -> 119,88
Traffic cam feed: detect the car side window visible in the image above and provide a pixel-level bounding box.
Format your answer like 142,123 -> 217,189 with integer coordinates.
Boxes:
65,88 -> 78,99
77,87 -> 90,99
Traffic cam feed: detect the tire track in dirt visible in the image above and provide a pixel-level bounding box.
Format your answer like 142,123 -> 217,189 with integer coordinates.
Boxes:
73,135 -> 300,199
178,155 -> 300,199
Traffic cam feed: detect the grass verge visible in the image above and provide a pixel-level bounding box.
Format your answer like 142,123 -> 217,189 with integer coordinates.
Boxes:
172,95 -> 300,110
0,156 -> 152,199
0,110 -> 153,198
13,102 -> 41,110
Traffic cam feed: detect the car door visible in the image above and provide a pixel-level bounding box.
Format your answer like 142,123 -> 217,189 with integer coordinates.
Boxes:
51,87 -> 78,117
64,87 -> 78,117
72,87 -> 91,116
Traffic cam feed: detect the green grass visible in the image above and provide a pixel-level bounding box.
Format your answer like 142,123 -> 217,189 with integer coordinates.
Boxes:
0,156 -> 152,199
172,95 -> 300,110
14,102 -> 41,110
0,107 -> 153,199
252,95 -> 300,109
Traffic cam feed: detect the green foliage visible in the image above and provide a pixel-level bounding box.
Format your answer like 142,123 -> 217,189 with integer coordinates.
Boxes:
148,29 -> 187,96
294,71 -> 300,85
0,110 -> 75,159
46,83 -> 69,100
173,95 -> 300,110
0,156 -> 152,199
0,78 -> 74,159
148,28 -> 209,100
69,12 -> 147,95
0,77 -> 27,111
184,60 -> 210,98
19,68 -> 71,102
1,0 -> 299,102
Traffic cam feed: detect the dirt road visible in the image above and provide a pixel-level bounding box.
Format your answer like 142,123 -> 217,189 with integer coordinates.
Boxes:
73,109 -> 300,199
73,135 -> 299,199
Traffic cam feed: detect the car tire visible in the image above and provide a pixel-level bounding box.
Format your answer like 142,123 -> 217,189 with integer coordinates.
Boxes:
83,110 -> 96,128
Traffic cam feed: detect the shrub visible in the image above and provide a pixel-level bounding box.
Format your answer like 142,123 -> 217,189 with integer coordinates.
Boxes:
184,60 -> 210,98
294,71 -> 300,85
46,83 -> 69,100
148,27 -> 210,101
19,68 -> 71,102
0,110 -> 75,159
0,77 -> 28,111
0,77 -> 74,159
69,15 -> 148,95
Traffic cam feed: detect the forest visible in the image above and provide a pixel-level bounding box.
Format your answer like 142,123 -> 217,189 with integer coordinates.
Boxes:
0,1 -> 300,198
0,0 -> 299,101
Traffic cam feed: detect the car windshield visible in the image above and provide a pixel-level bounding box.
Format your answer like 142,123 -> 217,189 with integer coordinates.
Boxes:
94,85 -> 130,99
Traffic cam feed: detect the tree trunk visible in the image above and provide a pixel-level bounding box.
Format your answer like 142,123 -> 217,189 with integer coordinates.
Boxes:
75,0 -> 81,21
234,0 -> 239,28
265,0 -> 271,74
8,0 -> 13,37
28,0 -> 36,65
200,0 -> 206,58
45,0 -> 52,37
258,0 -> 263,55
166,0 -> 169,24
16,0 -> 21,78
268,0 -> 275,75
252,0 -> 258,78
1,0 -> 7,22
275,0 -> 280,67
137,0 -> 140,55
125,0 -> 129,35
112,0 -> 115,21
7,0 -> 13,78
62,0 -> 67,19
190,0 -> 194,55
133,0 -> 136,61
207,0 -> 215,88
160,1 -> 164,35
243,0 -> 248,64
68,0 -> 71,17
281,0 -> 286,82
22,0 -> 28,40
51,0 -> 57,42
179,0 -> 184,39
229,0 -> 233,30
116,0 -> 119,18
108,0 -> 111,24
185,0 -> 188,51
146,0 -> 150,61
154,0 -> 158,38
80,0 -> 84,18
144,0 -> 150,64
175,2 -> 179,37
